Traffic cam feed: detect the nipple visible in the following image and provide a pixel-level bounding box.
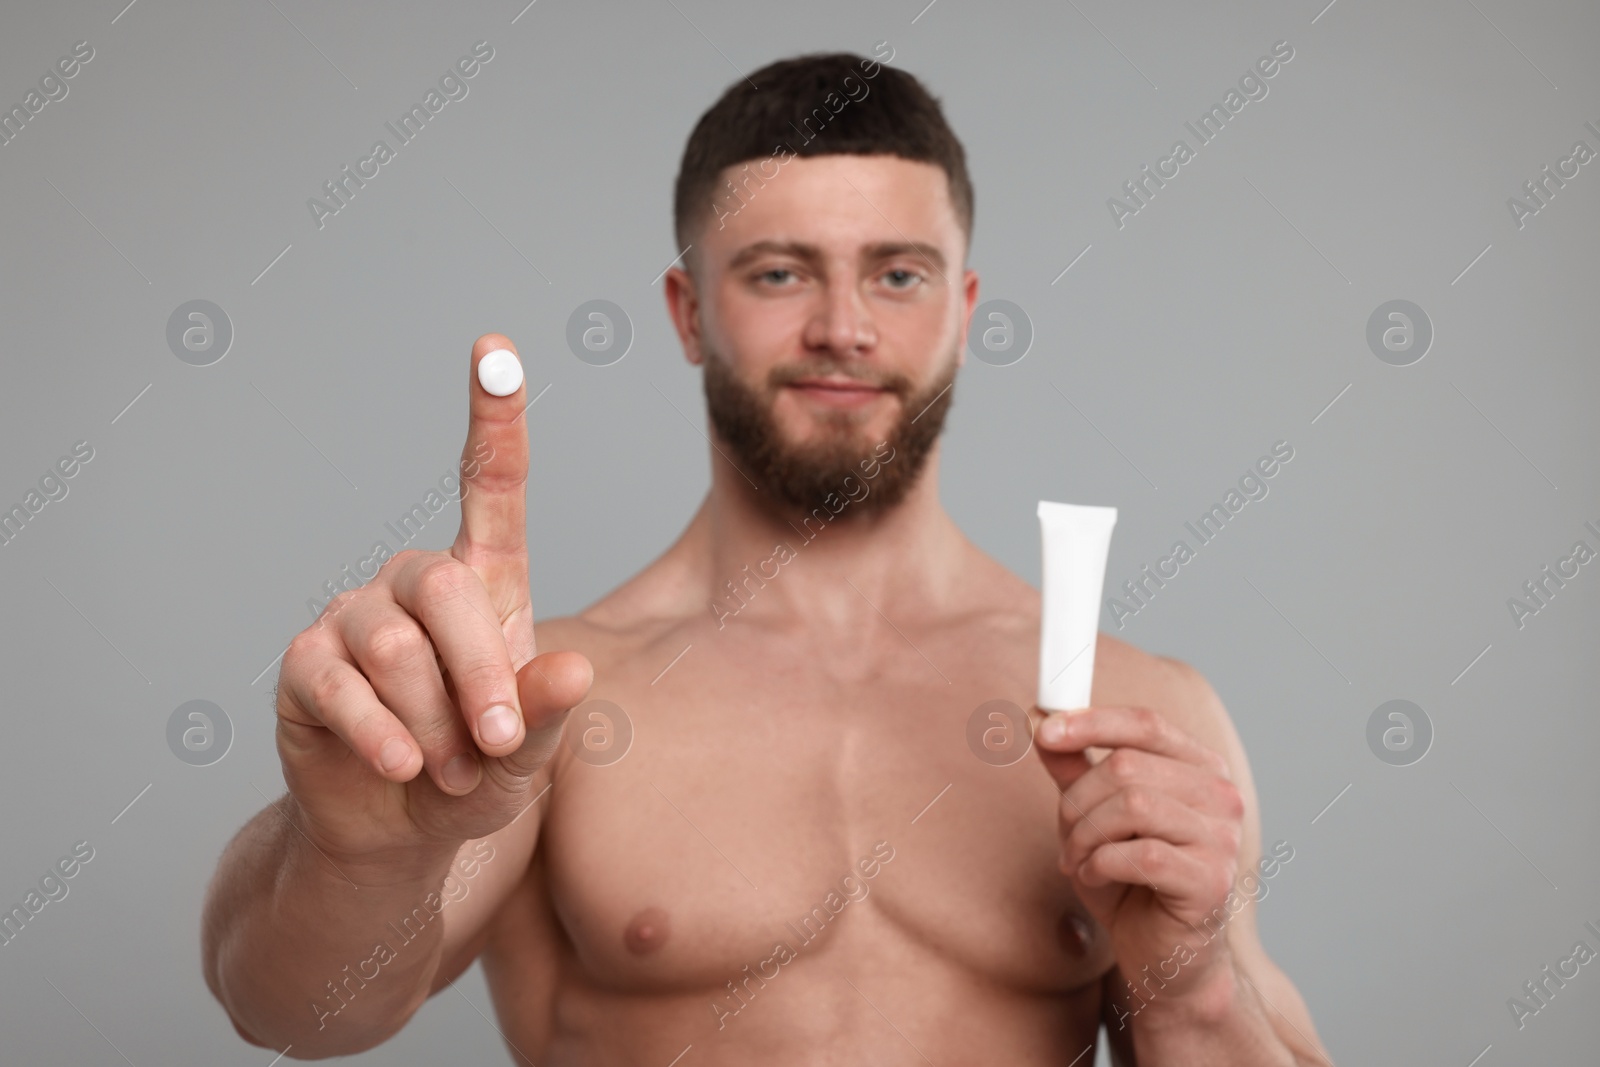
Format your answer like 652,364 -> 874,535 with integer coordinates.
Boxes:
624,906 -> 671,955
1057,910 -> 1095,956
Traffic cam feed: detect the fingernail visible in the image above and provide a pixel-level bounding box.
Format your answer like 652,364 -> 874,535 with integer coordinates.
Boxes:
443,753 -> 481,791
378,737 -> 411,773
1040,715 -> 1066,743
479,704 -> 519,747
477,348 -> 524,396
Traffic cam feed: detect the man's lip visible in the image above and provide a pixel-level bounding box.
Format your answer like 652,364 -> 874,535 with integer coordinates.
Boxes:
787,378 -> 883,391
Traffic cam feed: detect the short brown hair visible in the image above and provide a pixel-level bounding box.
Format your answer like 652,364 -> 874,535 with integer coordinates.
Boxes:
672,51 -> 974,272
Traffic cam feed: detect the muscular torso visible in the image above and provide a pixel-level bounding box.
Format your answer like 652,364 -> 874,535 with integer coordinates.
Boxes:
471,551 -> 1169,1064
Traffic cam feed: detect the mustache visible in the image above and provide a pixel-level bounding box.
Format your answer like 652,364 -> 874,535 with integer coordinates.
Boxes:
768,362 -> 911,395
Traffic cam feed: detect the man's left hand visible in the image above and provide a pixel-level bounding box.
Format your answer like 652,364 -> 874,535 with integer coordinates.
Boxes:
1036,705 -> 1247,1006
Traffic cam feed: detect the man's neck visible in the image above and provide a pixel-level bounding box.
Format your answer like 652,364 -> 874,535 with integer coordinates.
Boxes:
682,438 -> 972,632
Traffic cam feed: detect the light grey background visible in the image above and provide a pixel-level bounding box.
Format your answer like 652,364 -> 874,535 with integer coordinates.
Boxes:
1,0 -> 1596,1063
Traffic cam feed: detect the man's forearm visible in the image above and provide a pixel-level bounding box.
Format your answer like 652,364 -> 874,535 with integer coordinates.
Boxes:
201,796 -> 459,1057
1121,963 -> 1325,1067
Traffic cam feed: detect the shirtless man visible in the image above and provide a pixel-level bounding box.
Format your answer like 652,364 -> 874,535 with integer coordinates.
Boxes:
202,52 -> 1333,1064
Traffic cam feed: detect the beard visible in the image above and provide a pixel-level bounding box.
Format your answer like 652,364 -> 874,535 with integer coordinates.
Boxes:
700,339 -> 958,520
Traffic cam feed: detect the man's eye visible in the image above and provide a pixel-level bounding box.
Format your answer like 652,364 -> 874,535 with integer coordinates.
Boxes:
758,268 -> 795,285
883,268 -> 923,289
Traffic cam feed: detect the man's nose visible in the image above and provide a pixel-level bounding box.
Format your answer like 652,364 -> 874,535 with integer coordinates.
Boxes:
807,278 -> 876,358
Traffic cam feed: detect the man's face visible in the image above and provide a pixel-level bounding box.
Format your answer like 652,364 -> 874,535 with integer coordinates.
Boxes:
668,153 -> 978,517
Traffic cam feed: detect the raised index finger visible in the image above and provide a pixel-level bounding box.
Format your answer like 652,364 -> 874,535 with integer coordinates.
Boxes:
452,334 -> 530,619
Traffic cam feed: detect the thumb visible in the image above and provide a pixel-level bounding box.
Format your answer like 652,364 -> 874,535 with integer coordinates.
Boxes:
498,650 -> 594,778
1038,744 -> 1093,794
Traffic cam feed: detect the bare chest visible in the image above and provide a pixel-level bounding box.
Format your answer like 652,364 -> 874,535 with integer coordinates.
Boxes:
532,619 -> 1114,999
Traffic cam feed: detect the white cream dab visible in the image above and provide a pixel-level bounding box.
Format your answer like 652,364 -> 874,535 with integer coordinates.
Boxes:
477,348 -> 524,396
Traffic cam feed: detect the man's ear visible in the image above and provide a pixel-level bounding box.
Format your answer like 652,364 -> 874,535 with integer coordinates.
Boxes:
957,266 -> 980,369
663,262 -> 704,366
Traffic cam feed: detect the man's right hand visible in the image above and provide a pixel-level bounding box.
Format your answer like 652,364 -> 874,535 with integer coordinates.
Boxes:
273,334 -> 593,867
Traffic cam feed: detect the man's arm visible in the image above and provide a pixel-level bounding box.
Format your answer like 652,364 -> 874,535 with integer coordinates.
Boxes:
201,799 -> 470,1054
1041,656 -> 1333,1066
202,335 -> 591,1056
1115,660 -> 1329,1064
426,754 -> 551,994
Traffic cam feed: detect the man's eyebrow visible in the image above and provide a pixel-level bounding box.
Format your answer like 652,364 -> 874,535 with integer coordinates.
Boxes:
725,239 -> 948,273
861,241 -> 946,273
726,240 -> 822,272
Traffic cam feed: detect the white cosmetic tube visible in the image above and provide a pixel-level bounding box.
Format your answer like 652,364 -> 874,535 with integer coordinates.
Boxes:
1037,501 -> 1118,713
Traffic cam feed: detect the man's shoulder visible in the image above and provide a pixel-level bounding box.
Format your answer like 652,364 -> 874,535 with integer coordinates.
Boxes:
1092,635 -> 1258,798
530,587 -> 697,668
1093,634 -> 1231,740
962,549 -> 1226,728
533,609 -> 662,653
